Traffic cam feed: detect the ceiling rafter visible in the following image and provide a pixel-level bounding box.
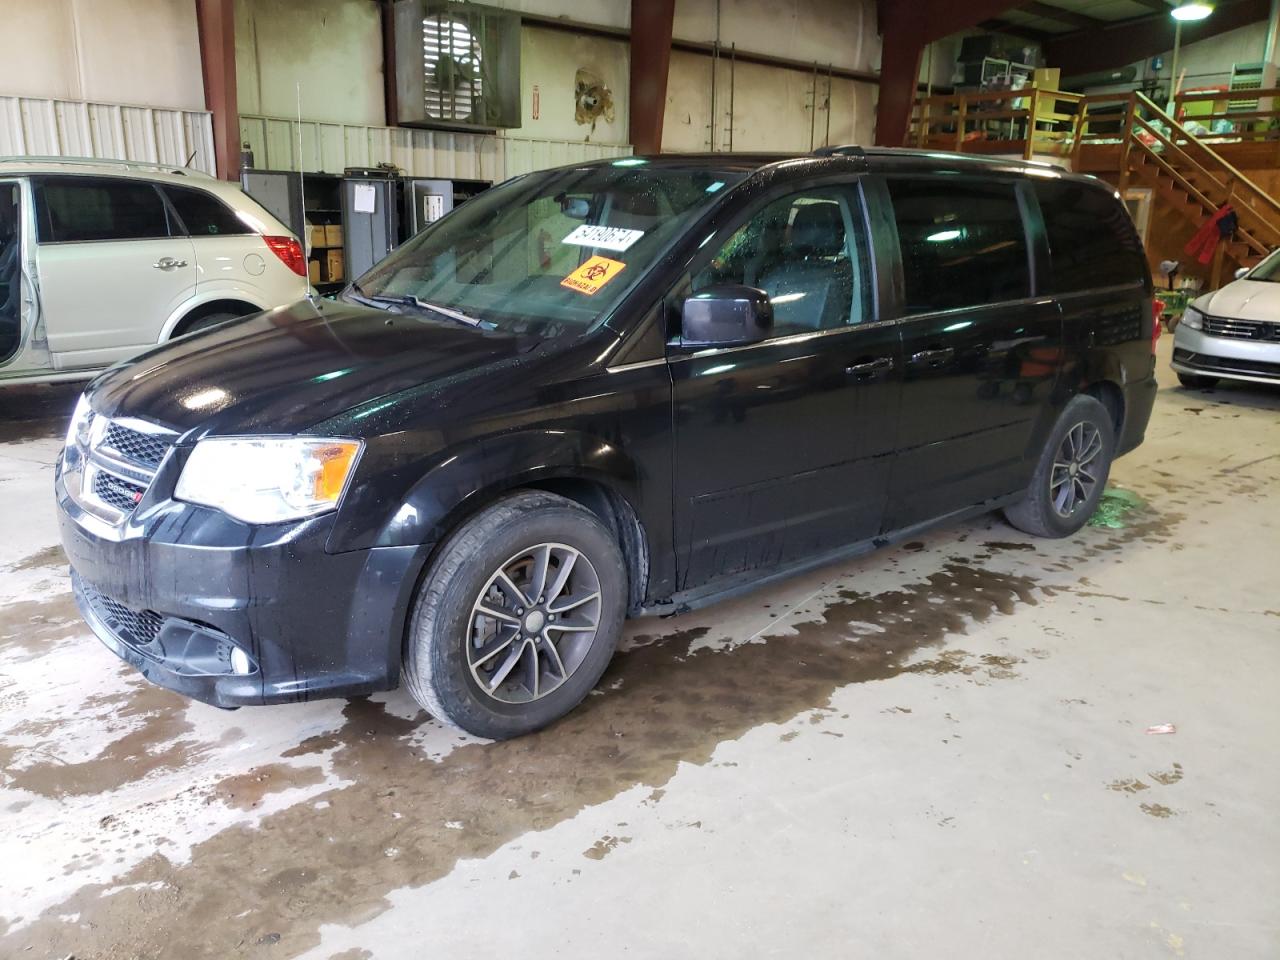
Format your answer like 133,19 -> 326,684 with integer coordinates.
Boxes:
978,18 -> 1059,42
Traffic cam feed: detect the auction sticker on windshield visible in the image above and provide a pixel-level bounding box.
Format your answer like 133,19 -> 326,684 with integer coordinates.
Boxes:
562,224 -> 645,252
560,255 -> 626,295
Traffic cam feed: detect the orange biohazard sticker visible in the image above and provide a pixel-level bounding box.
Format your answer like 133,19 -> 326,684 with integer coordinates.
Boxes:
560,255 -> 626,295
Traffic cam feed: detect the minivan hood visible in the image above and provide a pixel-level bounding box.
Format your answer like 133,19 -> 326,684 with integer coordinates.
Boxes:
87,300 -> 529,436
1204,279 -> 1280,323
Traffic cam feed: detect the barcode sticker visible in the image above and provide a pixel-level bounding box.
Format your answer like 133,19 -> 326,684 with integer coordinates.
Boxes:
562,224 -> 645,252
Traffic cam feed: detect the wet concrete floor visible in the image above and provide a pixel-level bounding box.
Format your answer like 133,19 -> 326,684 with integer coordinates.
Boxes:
1,341 -> 1278,959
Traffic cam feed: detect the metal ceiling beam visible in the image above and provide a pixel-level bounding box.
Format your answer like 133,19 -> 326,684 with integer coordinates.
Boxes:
1128,0 -> 1172,11
1044,0 -> 1272,76
1020,1 -> 1104,29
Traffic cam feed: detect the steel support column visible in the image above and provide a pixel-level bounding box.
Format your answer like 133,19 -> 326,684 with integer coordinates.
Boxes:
630,0 -> 677,155
195,0 -> 239,179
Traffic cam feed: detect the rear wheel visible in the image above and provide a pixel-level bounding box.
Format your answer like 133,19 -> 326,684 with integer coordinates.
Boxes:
174,306 -> 256,337
1177,372 -> 1218,389
403,491 -> 627,739
1003,394 -> 1115,538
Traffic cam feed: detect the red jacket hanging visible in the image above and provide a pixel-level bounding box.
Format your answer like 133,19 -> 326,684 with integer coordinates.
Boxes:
1185,204 -> 1236,265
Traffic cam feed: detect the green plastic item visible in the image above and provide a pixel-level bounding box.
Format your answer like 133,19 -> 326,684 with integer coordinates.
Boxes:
1088,487 -> 1146,529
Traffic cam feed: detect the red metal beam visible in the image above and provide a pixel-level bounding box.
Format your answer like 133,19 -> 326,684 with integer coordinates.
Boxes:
194,0 -> 239,179
630,0 -> 676,154
1044,0 -> 1272,77
875,0 -> 1023,146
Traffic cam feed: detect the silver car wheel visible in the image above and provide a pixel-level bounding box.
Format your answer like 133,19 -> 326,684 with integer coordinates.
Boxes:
466,542 -> 603,704
1050,421 -> 1103,518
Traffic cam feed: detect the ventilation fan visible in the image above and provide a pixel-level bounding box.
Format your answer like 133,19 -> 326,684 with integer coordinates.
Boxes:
395,0 -> 521,130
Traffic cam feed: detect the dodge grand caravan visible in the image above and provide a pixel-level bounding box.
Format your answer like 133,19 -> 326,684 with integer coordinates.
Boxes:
57,149 -> 1158,739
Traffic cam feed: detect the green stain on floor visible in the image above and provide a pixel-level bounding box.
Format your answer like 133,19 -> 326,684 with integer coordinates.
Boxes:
1088,487 -> 1146,529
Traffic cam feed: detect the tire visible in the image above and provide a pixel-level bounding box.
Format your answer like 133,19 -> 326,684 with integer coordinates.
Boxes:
1177,372 -> 1218,389
403,490 -> 627,739
1003,394 -> 1115,539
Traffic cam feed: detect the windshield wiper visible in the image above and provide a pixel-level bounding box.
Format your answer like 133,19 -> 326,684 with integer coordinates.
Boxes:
368,294 -> 487,328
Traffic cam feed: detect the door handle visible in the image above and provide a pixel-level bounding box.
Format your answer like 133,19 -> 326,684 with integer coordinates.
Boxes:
845,357 -> 894,377
910,347 -> 955,367
153,257 -> 188,270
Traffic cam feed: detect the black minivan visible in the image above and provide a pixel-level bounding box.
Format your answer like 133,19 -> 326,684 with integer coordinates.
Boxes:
56,148 -> 1157,738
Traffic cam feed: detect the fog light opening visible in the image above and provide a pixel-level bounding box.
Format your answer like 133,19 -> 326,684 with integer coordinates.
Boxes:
230,646 -> 253,675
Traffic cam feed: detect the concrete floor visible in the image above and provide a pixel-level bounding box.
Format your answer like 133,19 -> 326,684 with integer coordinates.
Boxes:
1,337 -> 1277,960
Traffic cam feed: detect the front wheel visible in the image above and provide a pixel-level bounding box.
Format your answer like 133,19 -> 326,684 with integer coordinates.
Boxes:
403,491 -> 627,739
1003,394 -> 1115,538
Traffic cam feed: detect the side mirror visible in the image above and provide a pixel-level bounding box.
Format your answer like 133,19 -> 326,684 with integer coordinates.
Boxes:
1235,267 -> 1250,280
681,284 -> 773,347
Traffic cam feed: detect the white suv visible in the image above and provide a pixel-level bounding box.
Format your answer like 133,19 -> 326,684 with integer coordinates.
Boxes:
0,157 -> 309,386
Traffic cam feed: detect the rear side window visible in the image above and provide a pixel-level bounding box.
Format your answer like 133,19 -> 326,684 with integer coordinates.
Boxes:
1033,180 -> 1148,293
163,185 -> 253,237
886,177 -> 1031,314
34,176 -> 172,243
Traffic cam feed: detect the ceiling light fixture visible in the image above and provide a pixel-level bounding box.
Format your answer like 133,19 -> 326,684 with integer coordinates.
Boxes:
1170,3 -> 1213,21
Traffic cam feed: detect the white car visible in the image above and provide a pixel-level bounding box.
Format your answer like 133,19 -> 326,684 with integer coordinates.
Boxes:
0,157 -> 309,386
1174,251 -> 1280,388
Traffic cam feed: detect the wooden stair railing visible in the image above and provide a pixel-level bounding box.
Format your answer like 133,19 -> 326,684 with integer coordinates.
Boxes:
1102,92 -> 1280,286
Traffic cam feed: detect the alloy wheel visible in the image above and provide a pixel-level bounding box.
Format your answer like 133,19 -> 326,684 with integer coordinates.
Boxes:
1050,421 -> 1103,518
466,542 -> 603,704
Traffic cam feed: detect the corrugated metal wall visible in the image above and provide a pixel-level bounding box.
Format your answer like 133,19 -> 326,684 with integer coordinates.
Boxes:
239,115 -> 632,183
0,95 -> 215,173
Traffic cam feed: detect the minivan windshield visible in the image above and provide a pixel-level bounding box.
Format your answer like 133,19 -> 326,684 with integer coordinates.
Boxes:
351,162 -> 744,336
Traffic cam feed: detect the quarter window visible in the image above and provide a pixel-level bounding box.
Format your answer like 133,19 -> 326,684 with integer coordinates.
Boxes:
887,177 -> 1031,314
34,177 -> 173,243
163,185 -> 254,237
694,188 -> 872,334
1033,180 -> 1148,293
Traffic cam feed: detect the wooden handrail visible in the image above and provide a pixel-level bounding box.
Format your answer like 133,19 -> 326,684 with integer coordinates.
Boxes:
1133,91 -> 1280,223
1176,86 -> 1280,103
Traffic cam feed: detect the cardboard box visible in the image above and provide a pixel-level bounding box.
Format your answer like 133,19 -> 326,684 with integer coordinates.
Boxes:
324,248 -> 344,282
308,258 -> 321,284
1032,68 -> 1060,90
309,225 -> 327,250
324,224 -> 343,247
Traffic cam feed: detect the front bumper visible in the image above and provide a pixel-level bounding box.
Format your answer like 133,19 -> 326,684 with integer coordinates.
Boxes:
56,462 -> 425,708
1172,324 -> 1280,385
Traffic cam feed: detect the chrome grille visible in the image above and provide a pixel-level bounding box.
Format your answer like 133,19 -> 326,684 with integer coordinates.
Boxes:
103,423 -> 171,469
93,471 -> 146,513
62,408 -> 177,526
1203,316 -> 1280,341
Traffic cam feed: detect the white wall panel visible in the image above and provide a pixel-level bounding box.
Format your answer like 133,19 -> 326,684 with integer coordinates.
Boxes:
235,0 -> 386,126
239,115 -> 629,182
0,95 -> 215,174
0,0 -> 204,111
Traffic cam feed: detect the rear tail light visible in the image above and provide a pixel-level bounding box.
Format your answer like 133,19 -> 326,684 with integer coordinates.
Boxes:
1151,298 -> 1164,354
263,235 -> 306,277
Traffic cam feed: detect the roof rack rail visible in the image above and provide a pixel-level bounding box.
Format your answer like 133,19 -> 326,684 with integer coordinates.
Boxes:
811,144 -> 866,158
0,155 -> 211,177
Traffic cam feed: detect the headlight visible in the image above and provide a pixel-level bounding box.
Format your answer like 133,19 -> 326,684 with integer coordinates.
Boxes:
175,437 -> 362,524
1182,307 -> 1204,331
65,393 -> 93,449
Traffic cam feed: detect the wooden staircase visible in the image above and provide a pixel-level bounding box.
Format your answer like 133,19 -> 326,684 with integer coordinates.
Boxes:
1095,92 -> 1280,286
